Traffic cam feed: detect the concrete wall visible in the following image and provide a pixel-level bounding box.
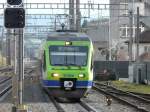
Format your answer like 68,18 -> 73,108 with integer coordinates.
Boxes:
110,0 -> 120,41
87,25 -> 109,42
86,20 -> 109,61
93,41 -> 108,61
86,19 -> 109,42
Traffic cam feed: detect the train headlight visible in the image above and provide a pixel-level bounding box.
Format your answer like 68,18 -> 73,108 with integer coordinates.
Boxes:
65,41 -> 72,46
52,73 -> 59,77
79,74 -> 84,78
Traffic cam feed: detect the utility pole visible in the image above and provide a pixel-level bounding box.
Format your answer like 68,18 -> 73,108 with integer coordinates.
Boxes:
54,16 -> 57,31
128,0 -> 135,63
135,7 -> 141,85
1,27 -> 4,65
136,7 -> 140,62
12,29 -> 18,109
76,0 -> 81,32
88,1 -> 91,18
129,10 -> 133,63
69,0 -> 75,30
6,3 -> 11,66
6,29 -> 11,65
18,29 -> 24,106
108,18 -> 111,61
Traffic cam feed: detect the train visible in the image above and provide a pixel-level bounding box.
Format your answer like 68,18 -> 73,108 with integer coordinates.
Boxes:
40,31 -> 94,100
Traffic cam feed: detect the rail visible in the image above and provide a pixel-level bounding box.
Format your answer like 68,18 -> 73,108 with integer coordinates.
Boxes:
93,82 -> 150,112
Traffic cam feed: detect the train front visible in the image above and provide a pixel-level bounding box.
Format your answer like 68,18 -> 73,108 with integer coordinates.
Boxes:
42,34 -> 93,99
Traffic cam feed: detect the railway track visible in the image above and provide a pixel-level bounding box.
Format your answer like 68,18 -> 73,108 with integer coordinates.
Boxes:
130,92 -> 150,100
24,68 -> 34,75
0,66 -> 13,73
94,81 -> 150,103
44,89 -> 97,112
0,77 -> 11,85
0,78 -> 12,101
44,89 -> 65,112
93,81 -> 150,112
0,85 -> 12,98
0,67 -> 13,101
79,100 -> 97,112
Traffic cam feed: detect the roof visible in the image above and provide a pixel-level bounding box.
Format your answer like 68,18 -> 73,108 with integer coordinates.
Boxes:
139,52 -> 150,61
137,30 -> 150,43
47,32 -> 90,41
126,30 -> 150,44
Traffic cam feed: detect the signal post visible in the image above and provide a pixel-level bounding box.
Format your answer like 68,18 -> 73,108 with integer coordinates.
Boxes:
4,0 -> 27,112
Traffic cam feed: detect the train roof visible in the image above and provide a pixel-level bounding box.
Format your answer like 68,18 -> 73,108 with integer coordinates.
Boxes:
46,32 -> 90,41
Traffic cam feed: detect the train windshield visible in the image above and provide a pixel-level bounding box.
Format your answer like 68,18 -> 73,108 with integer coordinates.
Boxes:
49,46 -> 88,66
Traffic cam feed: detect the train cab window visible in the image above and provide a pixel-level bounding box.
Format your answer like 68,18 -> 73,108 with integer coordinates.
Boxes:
49,46 -> 88,66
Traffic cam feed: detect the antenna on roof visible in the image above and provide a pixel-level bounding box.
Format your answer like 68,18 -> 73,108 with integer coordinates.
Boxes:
57,23 -> 77,32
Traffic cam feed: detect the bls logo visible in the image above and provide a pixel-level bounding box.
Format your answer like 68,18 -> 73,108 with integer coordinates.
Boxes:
64,81 -> 74,88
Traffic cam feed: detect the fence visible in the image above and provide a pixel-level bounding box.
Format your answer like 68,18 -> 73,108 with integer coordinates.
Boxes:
94,61 -> 129,79
94,61 -> 150,84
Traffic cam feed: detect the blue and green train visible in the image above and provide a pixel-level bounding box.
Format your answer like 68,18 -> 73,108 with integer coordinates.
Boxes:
41,31 -> 94,100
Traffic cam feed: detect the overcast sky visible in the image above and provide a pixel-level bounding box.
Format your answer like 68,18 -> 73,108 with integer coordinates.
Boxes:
24,0 -> 109,4
0,0 -> 110,18
0,0 -> 109,4
0,0 -> 110,26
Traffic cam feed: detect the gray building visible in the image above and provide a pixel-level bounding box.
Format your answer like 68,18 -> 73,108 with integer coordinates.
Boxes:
85,19 -> 110,60
110,0 -> 150,60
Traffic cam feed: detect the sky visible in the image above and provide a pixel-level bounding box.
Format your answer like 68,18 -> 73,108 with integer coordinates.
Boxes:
0,0 -> 110,15
0,0 -> 110,16
22,0 -> 110,19
0,0 -> 110,27
23,0 -> 109,3
0,0 -> 109,4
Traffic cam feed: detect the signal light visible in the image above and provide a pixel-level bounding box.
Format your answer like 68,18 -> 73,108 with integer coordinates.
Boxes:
4,8 -> 25,28
7,0 -> 22,5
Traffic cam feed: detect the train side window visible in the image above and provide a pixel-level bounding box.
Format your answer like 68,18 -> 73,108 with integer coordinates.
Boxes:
43,51 -> 46,71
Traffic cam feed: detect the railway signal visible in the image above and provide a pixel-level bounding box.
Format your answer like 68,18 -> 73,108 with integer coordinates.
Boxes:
5,0 -> 26,111
7,0 -> 22,5
4,8 -> 25,28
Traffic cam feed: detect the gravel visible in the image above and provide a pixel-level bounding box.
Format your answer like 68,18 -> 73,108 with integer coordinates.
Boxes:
27,103 -> 57,112
0,103 -> 12,112
60,103 -> 87,112
83,89 -> 138,112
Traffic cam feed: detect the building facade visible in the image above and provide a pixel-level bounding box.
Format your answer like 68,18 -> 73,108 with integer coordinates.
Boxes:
110,0 -> 150,61
85,19 -> 110,61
